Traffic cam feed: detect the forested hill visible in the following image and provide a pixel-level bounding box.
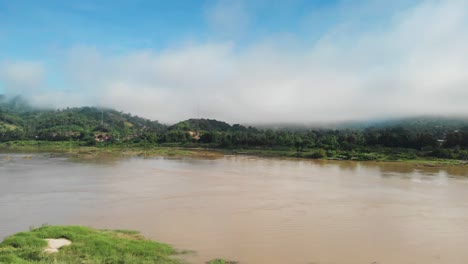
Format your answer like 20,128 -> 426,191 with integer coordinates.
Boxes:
1,96 -> 468,160
0,96 -> 166,142
169,119 -> 232,132
168,118 -> 254,132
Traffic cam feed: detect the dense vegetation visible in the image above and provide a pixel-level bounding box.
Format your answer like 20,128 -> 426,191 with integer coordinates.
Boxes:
0,96 -> 165,143
1,96 -> 468,161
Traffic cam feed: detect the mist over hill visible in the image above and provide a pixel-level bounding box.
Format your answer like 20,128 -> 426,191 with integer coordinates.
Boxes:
2,95 -> 468,160
253,116 -> 468,133
3,95 -> 468,134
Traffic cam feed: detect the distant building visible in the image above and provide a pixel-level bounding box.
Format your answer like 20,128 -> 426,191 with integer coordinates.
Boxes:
95,134 -> 112,142
187,131 -> 200,140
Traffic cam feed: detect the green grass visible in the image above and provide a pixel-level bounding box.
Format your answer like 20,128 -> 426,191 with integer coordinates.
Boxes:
0,141 -> 200,158
219,147 -> 465,166
0,122 -> 19,130
1,140 -> 465,166
0,225 -> 181,264
206,259 -> 237,264
0,140 -> 80,151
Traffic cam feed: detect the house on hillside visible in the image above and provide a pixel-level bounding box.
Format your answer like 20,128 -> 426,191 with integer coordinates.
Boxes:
187,131 -> 200,140
95,134 -> 112,142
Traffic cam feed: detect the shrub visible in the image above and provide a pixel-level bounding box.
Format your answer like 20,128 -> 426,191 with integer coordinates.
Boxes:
305,149 -> 327,159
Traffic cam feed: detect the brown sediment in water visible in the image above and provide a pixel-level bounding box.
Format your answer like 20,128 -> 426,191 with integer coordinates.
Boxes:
1,154 -> 468,263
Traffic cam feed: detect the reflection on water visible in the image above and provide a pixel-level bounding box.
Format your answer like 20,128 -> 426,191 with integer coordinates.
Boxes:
1,153 -> 468,264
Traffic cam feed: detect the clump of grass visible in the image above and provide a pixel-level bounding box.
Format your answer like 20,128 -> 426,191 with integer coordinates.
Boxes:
206,259 -> 238,264
0,225 -> 180,264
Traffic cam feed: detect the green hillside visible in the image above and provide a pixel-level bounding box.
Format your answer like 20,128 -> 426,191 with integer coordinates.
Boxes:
1,96 -> 468,161
0,97 -> 166,144
168,118 -> 251,133
169,118 -> 233,132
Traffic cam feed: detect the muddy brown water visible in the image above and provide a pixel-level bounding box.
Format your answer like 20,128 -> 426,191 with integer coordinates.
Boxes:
1,153 -> 468,264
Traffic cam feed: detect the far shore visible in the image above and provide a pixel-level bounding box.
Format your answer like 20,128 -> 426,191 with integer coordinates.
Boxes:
1,140 -> 466,167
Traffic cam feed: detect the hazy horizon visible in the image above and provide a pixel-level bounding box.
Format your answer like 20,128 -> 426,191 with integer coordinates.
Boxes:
1,0 -> 467,124
3,94 -> 468,129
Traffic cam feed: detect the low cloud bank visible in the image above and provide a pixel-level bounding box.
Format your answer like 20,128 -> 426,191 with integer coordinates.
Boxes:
1,0 -> 467,124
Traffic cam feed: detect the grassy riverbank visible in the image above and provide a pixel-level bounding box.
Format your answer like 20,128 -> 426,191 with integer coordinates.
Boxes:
220,148 -> 466,166
0,225 -> 180,264
0,141 -> 222,161
0,225 -> 235,264
0,140 -> 466,166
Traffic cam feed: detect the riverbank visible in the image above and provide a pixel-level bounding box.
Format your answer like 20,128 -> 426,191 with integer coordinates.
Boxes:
0,225 -> 234,264
219,148 -> 466,166
0,140 -> 466,166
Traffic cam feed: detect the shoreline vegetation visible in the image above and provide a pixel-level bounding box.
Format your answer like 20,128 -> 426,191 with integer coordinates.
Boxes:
1,100 -> 467,166
0,140 -> 466,167
0,225 -> 236,264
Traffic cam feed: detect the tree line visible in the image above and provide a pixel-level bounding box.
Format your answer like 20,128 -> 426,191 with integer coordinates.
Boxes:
1,97 -> 468,160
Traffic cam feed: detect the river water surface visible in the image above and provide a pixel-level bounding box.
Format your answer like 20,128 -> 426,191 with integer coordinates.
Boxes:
1,153 -> 468,264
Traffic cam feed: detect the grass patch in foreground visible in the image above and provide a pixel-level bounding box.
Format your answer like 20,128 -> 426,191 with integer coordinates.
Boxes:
206,259 -> 238,264
0,225 -> 180,264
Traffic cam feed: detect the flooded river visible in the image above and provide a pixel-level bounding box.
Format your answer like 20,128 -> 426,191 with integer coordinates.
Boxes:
1,153 -> 468,263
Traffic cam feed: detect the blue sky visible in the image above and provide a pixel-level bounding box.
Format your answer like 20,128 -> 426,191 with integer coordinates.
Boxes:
0,0 -> 344,95
1,0 -> 467,123
1,0 -> 338,58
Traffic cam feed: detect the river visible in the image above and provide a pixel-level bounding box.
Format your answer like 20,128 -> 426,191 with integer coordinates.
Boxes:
1,153 -> 468,263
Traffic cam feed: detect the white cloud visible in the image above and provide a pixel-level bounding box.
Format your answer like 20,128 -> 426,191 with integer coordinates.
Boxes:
1,0 -> 468,124
204,0 -> 251,39
0,61 -> 45,94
